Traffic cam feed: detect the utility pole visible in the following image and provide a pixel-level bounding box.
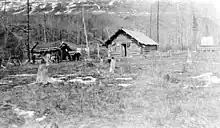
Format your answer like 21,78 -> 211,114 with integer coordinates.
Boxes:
157,0 -> 160,43
27,0 -> 30,62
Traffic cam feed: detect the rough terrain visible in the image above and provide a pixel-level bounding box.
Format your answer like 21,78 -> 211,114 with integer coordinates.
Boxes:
1,51 -> 220,128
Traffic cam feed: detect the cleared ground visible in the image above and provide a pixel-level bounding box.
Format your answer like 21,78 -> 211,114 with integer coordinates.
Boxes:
1,51 -> 220,128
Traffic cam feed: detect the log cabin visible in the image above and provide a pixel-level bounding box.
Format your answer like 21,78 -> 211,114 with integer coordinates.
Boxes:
104,28 -> 158,58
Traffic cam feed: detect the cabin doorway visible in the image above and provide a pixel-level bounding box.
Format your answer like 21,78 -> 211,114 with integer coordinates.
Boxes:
121,43 -> 127,57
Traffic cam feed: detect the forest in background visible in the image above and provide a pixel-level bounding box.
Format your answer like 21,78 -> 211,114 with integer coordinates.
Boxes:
0,0 -> 220,59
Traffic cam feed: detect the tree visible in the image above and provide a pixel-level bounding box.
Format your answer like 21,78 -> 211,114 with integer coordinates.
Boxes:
149,4 -> 153,38
192,13 -> 198,50
82,7 -> 90,58
26,0 -> 31,62
157,0 -> 160,44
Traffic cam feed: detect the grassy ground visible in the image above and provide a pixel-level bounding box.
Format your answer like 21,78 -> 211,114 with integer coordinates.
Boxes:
1,51 -> 220,128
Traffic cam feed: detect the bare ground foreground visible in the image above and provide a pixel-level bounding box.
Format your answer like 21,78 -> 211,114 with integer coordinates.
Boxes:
1,51 -> 220,128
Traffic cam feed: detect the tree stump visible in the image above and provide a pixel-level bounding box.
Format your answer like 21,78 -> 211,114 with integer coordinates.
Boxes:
186,50 -> 192,65
36,53 -> 51,83
100,57 -> 103,65
109,57 -> 116,73
120,58 -> 131,74
36,64 -> 50,84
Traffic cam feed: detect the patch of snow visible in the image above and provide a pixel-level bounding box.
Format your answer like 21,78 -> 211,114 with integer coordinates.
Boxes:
67,2 -> 76,8
9,74 -> 36,77
1,64 -> 6,69
108,0 -> 117,6
115,77 -> 133,81
13,108 -> 35,119
49,77 -> 64,83
92,10 -> 106,14
54,11 -> 62,15
118,84 -> 132,87
0,80 -> 13,85
69,76 -> 96,84
36,115 -> 47,122
66,74 -> 76,77
93,3 -> 101,9
191,72 -> 213,79
39,3 -> 47,9
11,124 -> 18,128
30,2 -> 39,14
108,11 -> 116,15
64,8 -> 73,14
191,72 -> 220,87
45,2 -> 57,13
13,8 -> 26,15
208,76 -> 220,83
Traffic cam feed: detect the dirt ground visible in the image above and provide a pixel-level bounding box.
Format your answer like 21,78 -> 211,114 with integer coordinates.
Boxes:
1,51 -> 220,128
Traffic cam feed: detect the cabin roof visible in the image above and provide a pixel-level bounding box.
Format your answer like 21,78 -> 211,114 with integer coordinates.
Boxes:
104,28 -> 158,47
31,42 -> 61,50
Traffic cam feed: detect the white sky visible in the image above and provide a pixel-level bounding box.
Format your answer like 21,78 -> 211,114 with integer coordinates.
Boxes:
189,0 -> 220,19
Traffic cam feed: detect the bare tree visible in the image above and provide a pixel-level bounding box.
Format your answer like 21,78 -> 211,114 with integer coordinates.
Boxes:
26,0 -> 31,62
3,0 -> 8,51
149,4 -> 153,38
192,13 -> 198,50
82,7 -> 90,58
43,13 -> 47,43
157,0 -> 160,43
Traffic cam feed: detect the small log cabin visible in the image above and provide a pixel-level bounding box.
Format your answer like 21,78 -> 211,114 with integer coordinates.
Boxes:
104,28 -> 158,57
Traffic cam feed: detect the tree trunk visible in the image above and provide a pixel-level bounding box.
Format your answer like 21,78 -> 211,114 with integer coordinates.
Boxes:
97,43 -> 100,59
43,13 -> 47,43
106,27 -> 111,57
82,7 -> 90,58
157,0 -> 160,44
149,4 -> 152,38
27,0 -> 31,62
